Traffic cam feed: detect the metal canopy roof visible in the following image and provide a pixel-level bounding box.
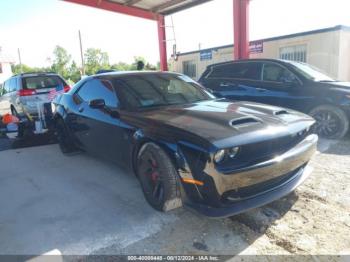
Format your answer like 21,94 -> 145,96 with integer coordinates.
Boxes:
63,0 -> 213,18
109,0 -> 212,15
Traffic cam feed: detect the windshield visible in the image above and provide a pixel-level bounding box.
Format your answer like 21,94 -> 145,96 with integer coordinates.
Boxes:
23,75 -> 65,90
287,61 -> 335,82
114,74 -> 214,110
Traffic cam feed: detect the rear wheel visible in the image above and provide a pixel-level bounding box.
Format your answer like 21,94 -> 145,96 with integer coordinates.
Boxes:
137,142 -> 182,212
55,118 -> 77,154
310,105 -> 349,139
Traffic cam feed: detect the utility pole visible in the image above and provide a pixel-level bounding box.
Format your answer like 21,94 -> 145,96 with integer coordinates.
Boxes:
17,48 -> 23,73
79,30 -> 85,76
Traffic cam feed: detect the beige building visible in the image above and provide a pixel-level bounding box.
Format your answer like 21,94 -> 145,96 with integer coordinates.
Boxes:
171,25 -> 350,81
0,47 -> 14,85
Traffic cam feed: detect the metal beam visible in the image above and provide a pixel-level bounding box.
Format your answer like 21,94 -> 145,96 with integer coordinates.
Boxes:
234,0 -> 250,59
123,0 -> 142,6
152,0 -> 187,13
157,15 -> 168,71
63,0 -> 158,20
161,0 -> 212,15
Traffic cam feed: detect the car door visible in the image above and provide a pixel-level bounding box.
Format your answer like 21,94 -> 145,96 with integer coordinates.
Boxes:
199,62 -> 263,102
9,77 -> 20,113
70,78 -> 124,163
258,62 -> 313,111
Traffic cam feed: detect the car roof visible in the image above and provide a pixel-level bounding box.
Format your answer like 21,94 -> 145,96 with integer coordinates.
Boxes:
12,72 -> 61,78
206,58 -> 292,68
92,70 -> 182,79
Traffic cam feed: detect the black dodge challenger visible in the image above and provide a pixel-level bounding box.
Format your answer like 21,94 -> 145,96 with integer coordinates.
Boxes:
52,71 -> 318,217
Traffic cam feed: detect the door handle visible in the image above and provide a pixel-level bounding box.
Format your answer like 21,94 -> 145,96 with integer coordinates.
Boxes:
256,88 -> 267,92
78,107 -> 84,113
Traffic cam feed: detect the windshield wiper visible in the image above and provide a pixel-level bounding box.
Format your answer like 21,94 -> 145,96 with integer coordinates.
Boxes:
318,80 -> 338,82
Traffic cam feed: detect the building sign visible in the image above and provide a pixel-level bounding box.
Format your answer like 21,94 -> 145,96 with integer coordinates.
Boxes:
249,41 -> 263,53
200,50 -> 212,61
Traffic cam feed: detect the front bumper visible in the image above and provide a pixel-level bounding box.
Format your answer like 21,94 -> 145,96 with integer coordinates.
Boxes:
183,134 -> 318,217
185,164 -> 312,217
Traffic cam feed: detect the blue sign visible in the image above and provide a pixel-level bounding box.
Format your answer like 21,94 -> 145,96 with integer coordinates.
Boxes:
200,50 -> 212,61
249,41 -> 263,53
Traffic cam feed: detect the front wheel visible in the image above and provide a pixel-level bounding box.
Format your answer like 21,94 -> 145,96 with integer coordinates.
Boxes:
55,118 -> 77,154
310,105 -> 349,139
137,142 -> 182,212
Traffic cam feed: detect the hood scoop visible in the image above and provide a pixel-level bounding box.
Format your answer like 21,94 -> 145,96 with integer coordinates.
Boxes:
274,110 -> 289,116
230,117 -> 261,128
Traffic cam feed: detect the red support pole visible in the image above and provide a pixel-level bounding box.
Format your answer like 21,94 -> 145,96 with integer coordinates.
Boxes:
157,15 -> 168,71
234,0 -> 250,60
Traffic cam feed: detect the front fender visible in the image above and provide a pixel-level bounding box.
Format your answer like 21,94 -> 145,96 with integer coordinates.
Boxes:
53,104 -> 67,121
131,129 -> 209,204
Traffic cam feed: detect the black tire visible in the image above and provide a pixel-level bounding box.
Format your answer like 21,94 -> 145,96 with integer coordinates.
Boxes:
310,105 -> 349,139
55,118 -> 77,154
137,142 -> 182,212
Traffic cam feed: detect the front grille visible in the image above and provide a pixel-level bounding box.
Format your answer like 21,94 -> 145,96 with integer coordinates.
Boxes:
218,129 -> 310,171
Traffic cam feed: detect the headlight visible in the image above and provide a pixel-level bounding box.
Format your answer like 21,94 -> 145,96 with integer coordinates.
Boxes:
214,147 -> 240,164
228,146 -> 240,158
214,149 -> 225,163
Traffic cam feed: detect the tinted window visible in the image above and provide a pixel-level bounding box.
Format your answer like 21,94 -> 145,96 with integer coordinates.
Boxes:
9,78 -> 17,92
287,61 -> 334,82
3,80 -> 10,93
22,75 -> 64,90
114,74 -> 213,110
183,60 -> 197,78
263,63 -> 296,82
208,62 -> 262,80
77,79 -> 118,108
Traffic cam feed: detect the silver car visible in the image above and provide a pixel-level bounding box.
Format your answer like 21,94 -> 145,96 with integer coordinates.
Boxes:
0,73 -> 69,118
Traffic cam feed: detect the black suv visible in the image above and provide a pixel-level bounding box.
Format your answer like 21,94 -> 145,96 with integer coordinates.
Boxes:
199,59 -> 350,139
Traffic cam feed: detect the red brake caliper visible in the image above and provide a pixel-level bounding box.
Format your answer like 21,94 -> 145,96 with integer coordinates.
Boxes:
150,159 -> 159,182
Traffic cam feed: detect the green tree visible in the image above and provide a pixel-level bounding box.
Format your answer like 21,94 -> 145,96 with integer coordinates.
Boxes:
11,64 -> 51,74
110,62 -> 132,71
68,61 -> 81,83
129,56 -> 157,71
84,48 -> 110,75
130,56 -> 146,70
51,45 -> 71,79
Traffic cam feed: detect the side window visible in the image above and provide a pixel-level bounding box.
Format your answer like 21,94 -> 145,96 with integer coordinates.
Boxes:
262,63 -> 296,83
77,79 -> 118,108
208,62 -> 262,80
9,78 -> 17,92
3,80 -> 10,93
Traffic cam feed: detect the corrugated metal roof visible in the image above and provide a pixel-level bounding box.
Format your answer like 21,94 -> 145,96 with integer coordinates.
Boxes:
107,0 -> 213,15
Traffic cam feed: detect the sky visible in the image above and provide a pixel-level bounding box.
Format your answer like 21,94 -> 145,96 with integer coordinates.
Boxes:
1,0 -> 350,67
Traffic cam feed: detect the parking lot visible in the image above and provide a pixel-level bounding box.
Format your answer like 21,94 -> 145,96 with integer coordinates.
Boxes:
0,136 -> 349,256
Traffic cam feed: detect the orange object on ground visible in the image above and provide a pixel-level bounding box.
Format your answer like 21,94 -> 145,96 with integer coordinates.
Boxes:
2,113 -> 19,124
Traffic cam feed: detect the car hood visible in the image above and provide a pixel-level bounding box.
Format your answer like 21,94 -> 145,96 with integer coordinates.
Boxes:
321,81 -> 350,93
126,100 -> 315,150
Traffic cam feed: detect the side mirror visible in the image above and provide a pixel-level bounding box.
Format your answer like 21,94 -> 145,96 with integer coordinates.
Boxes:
89,99 -> 105,109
